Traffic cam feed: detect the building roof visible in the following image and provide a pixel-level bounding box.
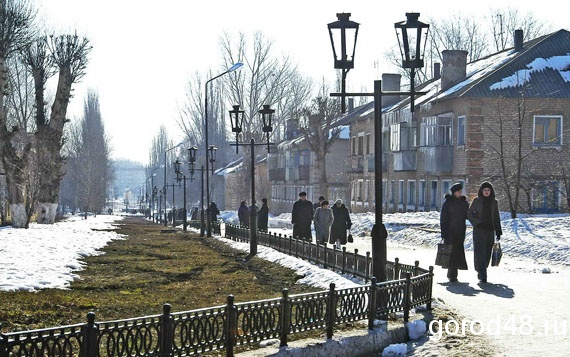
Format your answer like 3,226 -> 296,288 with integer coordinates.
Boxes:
384,29 -> 570,115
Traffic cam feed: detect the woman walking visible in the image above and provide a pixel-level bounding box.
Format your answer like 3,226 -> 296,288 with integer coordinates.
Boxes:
330,199 -> 352,249
440,183 -> 469,282
467,182 -> 503,283
313,200 -> 334,245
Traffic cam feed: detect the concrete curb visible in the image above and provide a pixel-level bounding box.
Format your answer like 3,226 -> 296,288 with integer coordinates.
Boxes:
236,323 -> 408,357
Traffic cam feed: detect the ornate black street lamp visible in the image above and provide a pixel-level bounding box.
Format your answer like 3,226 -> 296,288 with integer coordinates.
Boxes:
230,104 -> 275,256
328,12 -> 359,113
152,186 -> 158,222
174,159 -> 188,231
188,146 -> 207,237
328,12 -> 429,282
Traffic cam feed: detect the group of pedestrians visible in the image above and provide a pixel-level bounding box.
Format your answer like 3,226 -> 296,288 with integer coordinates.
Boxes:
237,198 -> 269,231
440,181 -> 502,284
291,192 -> 352,249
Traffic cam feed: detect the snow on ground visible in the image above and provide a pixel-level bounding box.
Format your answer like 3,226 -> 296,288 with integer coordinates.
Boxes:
0,215 -> 124,292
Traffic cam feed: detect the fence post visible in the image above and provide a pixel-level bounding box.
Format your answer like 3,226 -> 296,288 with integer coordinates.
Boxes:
80,312 -> 98,357
414,260 -> 420,276
427,266 -> 434,310
341,247 -> 346,274
326,283 -> 336,339
294,235 -> 299,258
0,323 -> 6,357
288,235 -> 292,256
368,277 -> 377,330
404,273 -> 411,322
280,289 -> 290,347
226,295 -> 237,357
364,252 -> 371,283
322,243 -> 327,269
394,257 -> 400,280
160,304 -> 174,357
353,249 -> 358,278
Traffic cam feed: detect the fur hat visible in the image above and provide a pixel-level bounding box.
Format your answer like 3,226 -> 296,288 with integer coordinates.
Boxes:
450,182 -> 463,193
299,192 -> 307,197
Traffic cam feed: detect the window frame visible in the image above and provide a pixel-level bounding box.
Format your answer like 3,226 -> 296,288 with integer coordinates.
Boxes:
457,116 -> 466,146
533,115 -> 563,147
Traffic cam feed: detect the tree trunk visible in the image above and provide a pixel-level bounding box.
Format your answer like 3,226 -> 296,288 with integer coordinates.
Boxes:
317,148 -> 329,200
10,203 -> 29,228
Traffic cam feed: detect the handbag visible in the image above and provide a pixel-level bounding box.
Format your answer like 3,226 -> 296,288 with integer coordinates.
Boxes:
491,242 -> 503,266
435,243 -> 453,268
347,229 -> 353,243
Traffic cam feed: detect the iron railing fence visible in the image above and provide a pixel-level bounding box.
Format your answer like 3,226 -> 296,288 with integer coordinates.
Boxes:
0,223 -> 433,357
186,220 -> 220,236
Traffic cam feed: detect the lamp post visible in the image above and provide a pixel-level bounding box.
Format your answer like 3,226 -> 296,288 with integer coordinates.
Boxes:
174,159 -> 188,231
152,186 -> 158,222
229,104 -> 275,256
147,166 -> 160,222
328,12 -> 429,282
204,62 -> 244,237
163,143 -> 185,226
328,12 -> 359,114
188,146 -> 207,237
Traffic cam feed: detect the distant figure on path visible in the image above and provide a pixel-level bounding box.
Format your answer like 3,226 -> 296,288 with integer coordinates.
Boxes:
467,182 -> 503,284
440,182 -> 469,282
314,200 -> 334,245
238,200 -> 249,227
208,202 -> 220,223
291,192 -> 313,241
191,207 -> 199,221
258,198 -> 269,232
313,196 -> 325,211
330,199 -> 352,249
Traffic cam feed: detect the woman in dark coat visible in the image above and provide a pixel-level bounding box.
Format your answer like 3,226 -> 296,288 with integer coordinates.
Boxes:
291,192 -> 313,241
238,201 -> 249,227
467,181 -> 502,283
440,182 -> 469,282
257,198 -> 269,232
330,199 -> 352,248
208,202 -> 220,223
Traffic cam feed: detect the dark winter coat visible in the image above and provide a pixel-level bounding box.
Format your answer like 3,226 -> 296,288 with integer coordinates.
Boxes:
257,203 -> 269,231
330,204 -> 352,244
292,199 -> 313,240
209,203 -> 220,222
238,203 -> 249,227
440,194 -> 469,270
191,208 -> 199,221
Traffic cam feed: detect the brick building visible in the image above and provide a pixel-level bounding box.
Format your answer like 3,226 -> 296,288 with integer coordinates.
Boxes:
360,29 -> 570,213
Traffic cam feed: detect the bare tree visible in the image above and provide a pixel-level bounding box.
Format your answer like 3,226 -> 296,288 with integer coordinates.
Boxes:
490,8 -> 551,52
0,0 -> 36,228
219,31 -> 312,199
299,87 -> 342,199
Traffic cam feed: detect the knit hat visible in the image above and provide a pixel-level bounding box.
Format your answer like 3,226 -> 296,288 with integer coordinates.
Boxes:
299,192 -> 307,197
318,196 -> 325,201
335,199 -> 342,205
450,182 -> 463,193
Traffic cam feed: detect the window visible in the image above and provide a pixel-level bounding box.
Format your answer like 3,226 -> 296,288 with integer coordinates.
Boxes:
532,182 -> 559,213
366,134 -> 372,155
352,137 -> 357,155
390,124 -> 400,151
442,180 -> 452,196
408,181 -> 416,205
390,180 -> 395,204
421,115 -> 453,146
457,116 -> 466,145
534,116 -> 562,146
399,180 -> 405,204
430,181 -> 438,208
358,135 -> 364,155
419,180 -> 426,206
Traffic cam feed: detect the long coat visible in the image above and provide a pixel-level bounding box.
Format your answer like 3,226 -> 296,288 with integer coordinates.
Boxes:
209,203 -> 220,222
440,194 -> 469,270
257,203 -> 269,231
330,204 -> 351,244
313,207 -> 334,244
238,204 -> 249,227
292,199 -> 313,240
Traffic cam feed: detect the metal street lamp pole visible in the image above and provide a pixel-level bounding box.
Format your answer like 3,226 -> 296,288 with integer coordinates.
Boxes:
204,62 -> 244,237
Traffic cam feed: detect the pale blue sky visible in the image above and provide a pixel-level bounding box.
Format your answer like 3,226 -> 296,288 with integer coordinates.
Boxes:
34,0 -> 570,164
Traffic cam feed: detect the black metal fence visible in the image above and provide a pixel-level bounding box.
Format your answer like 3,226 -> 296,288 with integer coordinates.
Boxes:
187,220 -> 220,236
0,224 -> 433,357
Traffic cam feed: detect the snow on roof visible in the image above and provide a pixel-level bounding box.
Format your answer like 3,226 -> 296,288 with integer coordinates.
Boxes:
329,125 -> 350,139
490,53 -> 570,90
215,157 -> 243,176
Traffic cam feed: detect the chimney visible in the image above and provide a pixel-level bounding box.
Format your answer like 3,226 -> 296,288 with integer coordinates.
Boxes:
381,73 -> 401,107
441,50 -> 468,91
514,29 -> 524,51
347,98 -> 354,112
433,63 -> 441,80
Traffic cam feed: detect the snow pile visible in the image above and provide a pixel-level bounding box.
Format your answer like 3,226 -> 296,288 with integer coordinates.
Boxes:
0,215 -> 124,292
381,343 -> 407,356
406,319 -> 427,340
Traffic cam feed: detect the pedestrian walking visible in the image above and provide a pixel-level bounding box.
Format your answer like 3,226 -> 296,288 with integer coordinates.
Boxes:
467,181 -> 503,283
208,202 -> 220,223
238,201 -> 249,227
291,192 -> 313,241
330,199 -> 352,249
440,182 -> 469,282
314,200 -> 334,245
313,196 -> 325,211
258,198 -> 269,232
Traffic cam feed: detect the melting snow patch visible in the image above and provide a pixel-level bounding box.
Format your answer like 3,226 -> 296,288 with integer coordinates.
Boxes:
542,267 -> 552,274
406,319 -> 427,340
382,343 -> 407,357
